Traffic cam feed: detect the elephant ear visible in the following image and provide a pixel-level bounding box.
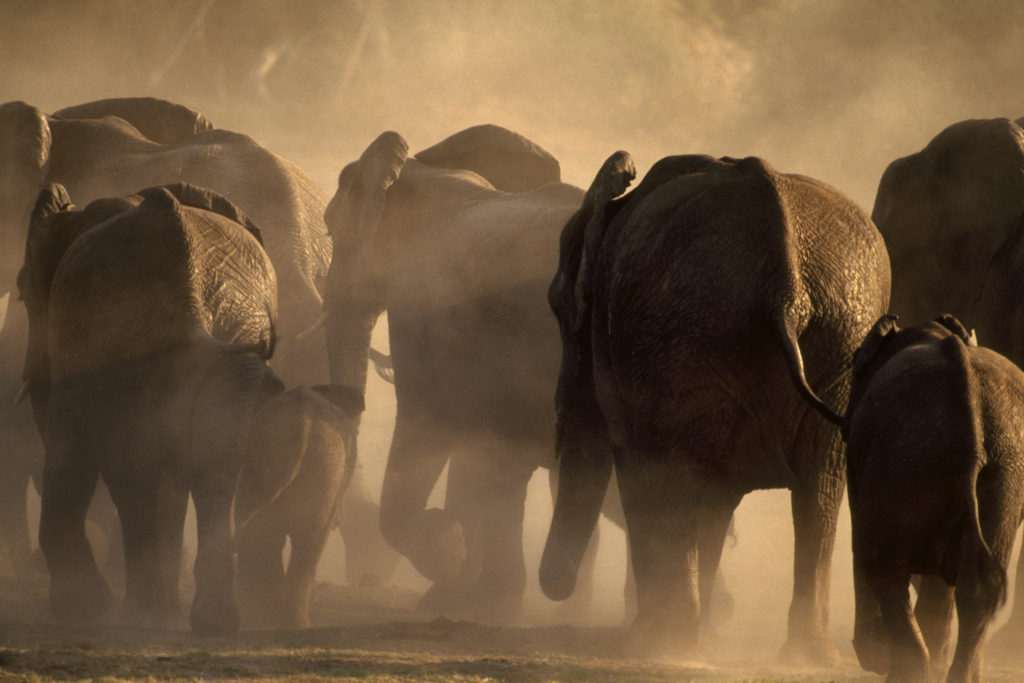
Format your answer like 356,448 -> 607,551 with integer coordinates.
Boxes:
52,97 -> 214,144
147,183 -> 264,245
562,151 -> 636,331
852,314 -> 900,381
20,184 -> 75,385
0,101 -> 52,232
414,124 -> 561,193
325,131 -> 409,254
934,313 -> 976,346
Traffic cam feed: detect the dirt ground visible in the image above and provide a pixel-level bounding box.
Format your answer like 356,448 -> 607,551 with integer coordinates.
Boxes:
0,571 -> 1021,683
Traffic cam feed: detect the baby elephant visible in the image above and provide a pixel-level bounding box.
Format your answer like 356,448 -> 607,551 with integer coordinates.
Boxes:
845,314 -> 1024,683
234,381 -> 363,629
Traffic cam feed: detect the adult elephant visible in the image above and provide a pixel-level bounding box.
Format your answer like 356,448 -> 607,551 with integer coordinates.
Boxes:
19,182 -> 277,636
0,97 -> 329,385
539,152 -> 890,661
321,125 -> 585,621
871,116 -> 1024,654
872,116 -> 1024,326
0,98 -> 412,591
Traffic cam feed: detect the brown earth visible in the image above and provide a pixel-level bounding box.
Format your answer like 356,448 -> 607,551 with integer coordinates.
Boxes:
0,573 -> 1020,682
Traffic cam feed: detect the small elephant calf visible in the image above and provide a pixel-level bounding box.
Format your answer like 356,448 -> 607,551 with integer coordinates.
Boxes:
234,382 -> 363,629
845,314 -> 1024,683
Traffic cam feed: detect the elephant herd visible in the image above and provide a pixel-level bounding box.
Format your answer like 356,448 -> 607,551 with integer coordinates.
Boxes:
2,97 -> 1024,681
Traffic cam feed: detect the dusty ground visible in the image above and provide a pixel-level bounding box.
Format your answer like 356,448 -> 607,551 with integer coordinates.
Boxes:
0,573 -> 1021,682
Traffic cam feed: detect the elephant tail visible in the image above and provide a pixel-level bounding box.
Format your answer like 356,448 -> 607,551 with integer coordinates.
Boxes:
774,310 -> 843,425
955,337 -> 1008,606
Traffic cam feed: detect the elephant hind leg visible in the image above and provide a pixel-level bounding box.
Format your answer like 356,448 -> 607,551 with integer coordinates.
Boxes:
282,509 -> 337,629
617,465 -> 702,657
38,417 -> 112,623
913,575 -> 955,679
697,495 -> 742,640
871,573 -> 930,682
236,510 -> 287,629
111,470 -> 188,630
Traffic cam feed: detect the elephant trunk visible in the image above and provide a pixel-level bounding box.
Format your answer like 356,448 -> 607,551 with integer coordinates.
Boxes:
540,428 -> 613,601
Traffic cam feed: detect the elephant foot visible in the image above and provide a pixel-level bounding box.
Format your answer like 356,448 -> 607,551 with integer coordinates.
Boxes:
417,581 -> 524,625
625,614 -> 703,661
120,601 -> 188,631
853,615 -> 890,674
988,623 -> 1024,663
190,592 -> 240,637
49,572 -> 113,624
399,508 -> 467,584
778,632 -> 841,667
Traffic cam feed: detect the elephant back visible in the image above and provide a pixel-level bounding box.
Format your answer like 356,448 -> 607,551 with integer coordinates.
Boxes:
46,186 -> 276,380
51,97 -> 214,145
415,124 -> 561,193
872,117 -> 1024,324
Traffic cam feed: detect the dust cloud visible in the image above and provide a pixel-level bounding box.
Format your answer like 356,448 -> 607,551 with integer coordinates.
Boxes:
5,0 -> 1024,668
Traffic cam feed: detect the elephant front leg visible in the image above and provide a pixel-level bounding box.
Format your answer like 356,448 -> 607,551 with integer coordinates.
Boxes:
780,470 -> 843,665
437,448 -> 533,624
38,427 -> 112,623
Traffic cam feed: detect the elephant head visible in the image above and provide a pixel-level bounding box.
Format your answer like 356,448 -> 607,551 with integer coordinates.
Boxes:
322,125 -> 566,584
872,117 -> 1024,323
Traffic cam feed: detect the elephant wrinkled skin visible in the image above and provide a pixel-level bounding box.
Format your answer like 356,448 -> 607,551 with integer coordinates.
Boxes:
845,315 -> 1024,683
19,182 -> 277,636
540,152 -> 890,661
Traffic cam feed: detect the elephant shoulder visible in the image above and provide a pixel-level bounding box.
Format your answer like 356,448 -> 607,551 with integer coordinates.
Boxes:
415,124 -> 561,193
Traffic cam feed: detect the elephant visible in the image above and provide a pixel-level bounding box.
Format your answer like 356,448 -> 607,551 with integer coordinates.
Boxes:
235,382 -> 364,629
0,97 -> 393,595
321,124 -> 592,621
870,116 -> 1024,651
872,116 -> 1024,328
19,181 -> 277,636
844,314 -> 1024,683
539,151 -> 891,661
0,97 -> 329,385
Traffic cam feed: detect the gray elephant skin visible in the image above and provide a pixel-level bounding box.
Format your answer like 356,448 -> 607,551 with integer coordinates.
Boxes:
322,124 -> 586,621
871,115 -> 1024,652
539,152 -> 890,661
845,314 -> 1024,683
19,182 -> 277,636
235,383 -> 363,629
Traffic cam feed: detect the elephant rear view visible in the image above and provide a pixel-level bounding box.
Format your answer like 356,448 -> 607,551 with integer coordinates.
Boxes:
540,153 -> 890,660
845,315 -> 1024,682
19,182 -> 277,636
234,383 -> 364,629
